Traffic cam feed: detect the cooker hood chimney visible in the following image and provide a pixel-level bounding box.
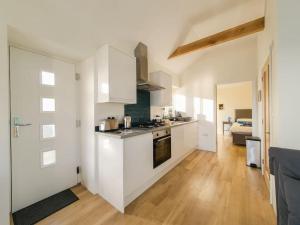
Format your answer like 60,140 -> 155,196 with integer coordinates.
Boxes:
135,42 -> 165,91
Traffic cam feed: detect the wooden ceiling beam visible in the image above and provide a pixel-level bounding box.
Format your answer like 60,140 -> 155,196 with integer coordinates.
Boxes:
168,17 -> 265,59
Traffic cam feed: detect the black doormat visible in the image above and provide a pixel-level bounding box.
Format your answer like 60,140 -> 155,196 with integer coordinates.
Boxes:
12,189 -> 79,225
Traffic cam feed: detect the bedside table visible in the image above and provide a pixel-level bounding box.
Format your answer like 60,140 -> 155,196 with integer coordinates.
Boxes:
223,121 -> 233,134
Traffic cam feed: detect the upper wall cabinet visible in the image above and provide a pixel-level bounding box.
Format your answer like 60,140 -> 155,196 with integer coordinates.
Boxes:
150,71 -> 172,107
96,45 -> 137,104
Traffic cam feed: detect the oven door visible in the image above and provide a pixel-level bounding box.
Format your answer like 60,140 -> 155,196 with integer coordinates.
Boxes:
153,135 -> 171,168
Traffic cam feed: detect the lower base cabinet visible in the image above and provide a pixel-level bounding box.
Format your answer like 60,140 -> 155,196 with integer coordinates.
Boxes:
96,122 -> 198,212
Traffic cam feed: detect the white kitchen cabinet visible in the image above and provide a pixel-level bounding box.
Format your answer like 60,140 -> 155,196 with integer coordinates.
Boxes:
171,125 -> 185,158
123,133 -> 154,204
172,122 -> 198,156
96,121 -> 198,213
184,122 -> 198,153
150,71 -> 172,106
124,134 -> 153,197
97,135 -> 124,211
96,45 -> 136,104
198,120 -> 216,152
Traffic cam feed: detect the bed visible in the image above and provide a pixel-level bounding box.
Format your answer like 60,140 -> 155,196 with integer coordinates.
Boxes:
230,109 -> 252,146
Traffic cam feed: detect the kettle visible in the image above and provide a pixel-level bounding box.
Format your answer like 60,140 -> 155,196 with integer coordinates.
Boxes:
124,115 -> 132,129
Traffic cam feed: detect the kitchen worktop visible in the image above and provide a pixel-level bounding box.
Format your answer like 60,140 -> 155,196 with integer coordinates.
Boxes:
95,120 -> 198,139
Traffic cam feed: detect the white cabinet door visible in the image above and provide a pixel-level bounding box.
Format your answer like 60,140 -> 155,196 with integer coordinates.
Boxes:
109,47 -> 136,103
97,135 -> 124,212
150,71 -> 172,106
124,133 -> 153,197
171,125 -> 185,159
198,121 -> 216,152
96,45 -> 136,104
184,122 -> 198,153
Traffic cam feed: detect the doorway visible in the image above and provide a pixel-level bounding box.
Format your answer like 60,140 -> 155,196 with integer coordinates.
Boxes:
10,47 -> 79,212
217,81 -> 253,141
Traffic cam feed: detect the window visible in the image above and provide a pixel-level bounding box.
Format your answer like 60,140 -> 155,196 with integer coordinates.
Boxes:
41,98 -> 55,112
41,124 -> 55,139
203,98 -> 214,122
41,71 -> 55,86
193,97 -> 201,120
173,94 -> 186,112
41,150 -> 56,167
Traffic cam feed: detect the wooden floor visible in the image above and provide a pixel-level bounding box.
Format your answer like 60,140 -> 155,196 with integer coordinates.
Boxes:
37,136 -> 275,225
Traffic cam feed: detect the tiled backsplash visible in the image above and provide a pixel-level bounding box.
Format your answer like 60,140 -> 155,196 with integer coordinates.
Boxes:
125,90 -> 150,125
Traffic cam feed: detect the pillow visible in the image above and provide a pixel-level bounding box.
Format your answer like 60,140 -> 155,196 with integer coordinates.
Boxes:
241,122 -> 252,127
237,118 -> 252,126
283,175 -> 300,225
237,118 -> 252,123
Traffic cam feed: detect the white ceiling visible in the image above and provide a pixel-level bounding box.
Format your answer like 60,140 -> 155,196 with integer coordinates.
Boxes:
3,0 -> 264,75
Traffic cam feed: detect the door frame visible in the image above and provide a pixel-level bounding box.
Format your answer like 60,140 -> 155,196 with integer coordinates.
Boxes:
261,56 -> 271,189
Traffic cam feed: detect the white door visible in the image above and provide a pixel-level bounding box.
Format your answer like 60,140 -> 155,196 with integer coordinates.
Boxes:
10,47 -> 79,212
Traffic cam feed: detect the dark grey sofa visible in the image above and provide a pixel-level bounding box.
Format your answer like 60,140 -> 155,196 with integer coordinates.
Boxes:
269,147 -> 300,225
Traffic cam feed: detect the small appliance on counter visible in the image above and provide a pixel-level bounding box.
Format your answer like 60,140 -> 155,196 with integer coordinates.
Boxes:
98,117 -> 119,132
154,115 -> 162,123
124,115 -> 132,129
99,119 -> 111,132
108,117 -> 119,130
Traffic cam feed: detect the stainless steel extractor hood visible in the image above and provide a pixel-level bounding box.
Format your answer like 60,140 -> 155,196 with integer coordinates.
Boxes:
135,42 -> 165,91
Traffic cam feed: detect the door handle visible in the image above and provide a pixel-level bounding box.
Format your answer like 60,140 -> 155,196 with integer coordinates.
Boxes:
13,117 -> 32,127
15,123 -> 32,127
13,117 -> 32,137
154,136 -> 171,143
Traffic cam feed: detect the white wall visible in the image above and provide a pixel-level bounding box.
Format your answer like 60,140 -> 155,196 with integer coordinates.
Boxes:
275,0 -> 300,150
76,57 -> 97,193
94,104 -> 124,123
257,0 -> 300,150
257,0 -> 300,157
217,82 -> 252,134
0,22 -> 10,225
176,38 -> 258,151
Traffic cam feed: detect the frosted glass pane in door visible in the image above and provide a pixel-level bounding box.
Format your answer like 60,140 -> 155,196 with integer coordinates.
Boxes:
42,124 -> 55,139
41,98 -> 55,112
41,150 -> 56,167
41,71 -> 55,86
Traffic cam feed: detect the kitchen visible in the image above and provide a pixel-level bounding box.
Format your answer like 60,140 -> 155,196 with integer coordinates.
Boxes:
1,0 -> 285,224
81,42 -> 198,212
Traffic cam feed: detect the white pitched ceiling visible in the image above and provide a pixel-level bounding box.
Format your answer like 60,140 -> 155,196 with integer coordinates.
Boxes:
3,0 -> 263,75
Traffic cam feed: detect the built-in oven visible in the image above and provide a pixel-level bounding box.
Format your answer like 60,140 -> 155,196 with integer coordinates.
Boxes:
153,128 -> 171,168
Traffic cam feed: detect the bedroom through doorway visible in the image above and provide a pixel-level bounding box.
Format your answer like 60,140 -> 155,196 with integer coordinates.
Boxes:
216,81 -> 253,149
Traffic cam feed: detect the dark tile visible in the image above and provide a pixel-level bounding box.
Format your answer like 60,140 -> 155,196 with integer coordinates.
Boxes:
125,90 -> 150,124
